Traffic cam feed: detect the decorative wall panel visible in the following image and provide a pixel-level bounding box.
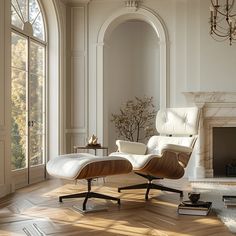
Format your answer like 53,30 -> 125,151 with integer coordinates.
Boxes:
66,5 -> 88,152
71,57 -> 86,128
71,7 -> 85,51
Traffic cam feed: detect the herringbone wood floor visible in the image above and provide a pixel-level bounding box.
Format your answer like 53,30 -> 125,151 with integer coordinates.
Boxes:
0,173 -> 234,236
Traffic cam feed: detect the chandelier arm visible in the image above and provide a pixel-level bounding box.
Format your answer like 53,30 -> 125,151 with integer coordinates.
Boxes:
214,25 -> 230,33
211,33 -> 236,43
211,28 -> 230,37
210,34 -> 229,42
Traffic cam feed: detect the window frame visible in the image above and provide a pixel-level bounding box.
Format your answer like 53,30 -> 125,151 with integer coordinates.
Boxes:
10,0 -> 47,172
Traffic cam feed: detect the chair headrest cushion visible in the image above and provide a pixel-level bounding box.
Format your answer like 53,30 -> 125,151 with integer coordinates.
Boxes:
156,107 -> 200,135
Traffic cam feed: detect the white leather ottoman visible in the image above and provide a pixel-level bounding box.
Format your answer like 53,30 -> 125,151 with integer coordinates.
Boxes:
46,153 -> 132,211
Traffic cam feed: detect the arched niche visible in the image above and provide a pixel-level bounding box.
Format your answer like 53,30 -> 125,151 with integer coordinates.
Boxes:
96,7 -> 169,144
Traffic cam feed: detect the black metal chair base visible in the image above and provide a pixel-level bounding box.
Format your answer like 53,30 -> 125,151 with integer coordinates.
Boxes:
118,173 -> 183,200
59,179 -> 120,211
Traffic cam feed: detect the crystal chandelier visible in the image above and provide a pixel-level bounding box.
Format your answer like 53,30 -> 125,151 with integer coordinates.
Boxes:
210,0 -> 236,45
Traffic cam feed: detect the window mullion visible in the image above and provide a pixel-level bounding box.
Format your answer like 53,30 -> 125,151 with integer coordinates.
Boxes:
11,3 -> 24,23
26,37 -> 30,181
32,11 -> 40,26
15,0 -> 25,22
27,0 -> 29,22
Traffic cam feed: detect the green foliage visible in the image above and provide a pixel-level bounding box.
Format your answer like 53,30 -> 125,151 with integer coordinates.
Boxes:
11,118 -> 26,169
111,96 -> 157,142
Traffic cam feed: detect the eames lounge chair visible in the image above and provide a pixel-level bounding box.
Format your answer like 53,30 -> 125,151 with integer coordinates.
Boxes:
110,107 -> 200,200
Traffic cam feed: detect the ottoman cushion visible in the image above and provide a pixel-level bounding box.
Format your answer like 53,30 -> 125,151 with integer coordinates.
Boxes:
46,153 -> 132,180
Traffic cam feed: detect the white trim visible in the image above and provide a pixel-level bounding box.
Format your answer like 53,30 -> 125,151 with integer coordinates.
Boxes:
2,0 -> 12,196
53,0 -> 67,154
96,6 -> 169,143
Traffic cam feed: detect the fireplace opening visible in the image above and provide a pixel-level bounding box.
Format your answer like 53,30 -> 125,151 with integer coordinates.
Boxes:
213,127 -> 236,177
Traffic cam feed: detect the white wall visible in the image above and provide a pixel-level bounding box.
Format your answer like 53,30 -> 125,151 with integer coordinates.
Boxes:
199,0 -> 236,91
104,21 -> 160,151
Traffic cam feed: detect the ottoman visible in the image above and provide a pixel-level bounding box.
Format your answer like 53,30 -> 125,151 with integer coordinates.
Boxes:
46,153 -> 132,211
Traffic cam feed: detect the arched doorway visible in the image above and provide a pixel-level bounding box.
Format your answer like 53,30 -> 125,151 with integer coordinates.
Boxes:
95,6 -> 169,146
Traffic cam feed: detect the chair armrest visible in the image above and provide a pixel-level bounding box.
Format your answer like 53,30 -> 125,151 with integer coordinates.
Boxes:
116,140 -> 147,155
160,144 -> 192,155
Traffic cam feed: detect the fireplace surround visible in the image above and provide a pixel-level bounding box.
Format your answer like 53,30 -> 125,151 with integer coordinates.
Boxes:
184,92 -> 236,180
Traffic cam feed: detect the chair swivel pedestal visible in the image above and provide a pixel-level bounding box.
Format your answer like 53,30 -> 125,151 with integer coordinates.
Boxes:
118,173 -> 183,201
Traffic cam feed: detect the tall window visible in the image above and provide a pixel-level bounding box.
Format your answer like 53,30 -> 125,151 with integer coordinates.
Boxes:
11,0 -> 46,171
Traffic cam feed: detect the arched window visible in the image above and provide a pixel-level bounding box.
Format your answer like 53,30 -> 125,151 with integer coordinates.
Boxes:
10,0 -> 46,185
11,0 -> 45,41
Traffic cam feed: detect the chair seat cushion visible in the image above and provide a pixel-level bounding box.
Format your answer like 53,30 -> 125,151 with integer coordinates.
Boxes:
147,136 -> 195,155
46,153 -> 132,180
110,152 -> 157,170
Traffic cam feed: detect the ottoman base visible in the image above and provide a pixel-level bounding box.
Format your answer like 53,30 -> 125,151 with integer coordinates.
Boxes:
59,178 -> 120,211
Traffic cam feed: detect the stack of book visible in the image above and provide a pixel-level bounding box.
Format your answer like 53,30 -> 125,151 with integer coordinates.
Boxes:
177,201 -> 212,216
222,195 -> 236,207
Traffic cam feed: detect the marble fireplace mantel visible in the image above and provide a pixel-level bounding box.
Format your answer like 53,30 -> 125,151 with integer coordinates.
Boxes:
183,91 -> 236,104
183,92 -> 236,181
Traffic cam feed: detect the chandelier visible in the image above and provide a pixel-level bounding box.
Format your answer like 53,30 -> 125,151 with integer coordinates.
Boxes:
209,0 -> 236,45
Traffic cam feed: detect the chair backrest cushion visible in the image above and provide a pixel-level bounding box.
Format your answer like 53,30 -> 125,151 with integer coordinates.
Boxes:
156,107 -> 199,135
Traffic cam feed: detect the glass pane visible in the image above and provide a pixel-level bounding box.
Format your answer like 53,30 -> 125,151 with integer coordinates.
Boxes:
29,75 -> 43,115
29,41 -> 45,166
11,69 -> 27,122
30,42 -> 44,75
29,0 -> 40,23
11,132 -> 27,170
17,0 -> 28,22
11,32 -> 27,71
11,69 -> 27,170
11,5 -> 24,29
32,13 -> 45,41
29,134 -> 43,166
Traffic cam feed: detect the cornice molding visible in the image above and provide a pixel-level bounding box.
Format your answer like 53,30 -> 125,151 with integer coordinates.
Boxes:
61,0 -> 90,5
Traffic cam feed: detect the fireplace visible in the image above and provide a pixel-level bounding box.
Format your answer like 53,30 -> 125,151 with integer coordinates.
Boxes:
183,92 -> 236,180
213,127 -> 236,177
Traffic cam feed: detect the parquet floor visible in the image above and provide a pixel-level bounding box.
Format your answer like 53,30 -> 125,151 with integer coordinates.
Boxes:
0,173 -> 234,236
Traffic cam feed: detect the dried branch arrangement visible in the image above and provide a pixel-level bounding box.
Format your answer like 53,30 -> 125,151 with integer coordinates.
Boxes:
111,96 -> 157,142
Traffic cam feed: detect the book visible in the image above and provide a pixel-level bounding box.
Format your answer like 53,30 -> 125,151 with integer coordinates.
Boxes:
222,195 -> 236,203
177,201 -> 212,216
222,196 -> 236,207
